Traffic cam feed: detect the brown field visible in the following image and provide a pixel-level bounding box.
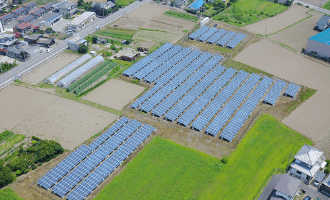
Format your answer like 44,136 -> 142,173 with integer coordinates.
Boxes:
22,52 -> 81,85
83,79 -> 145,110
268,10 -> 323,51
0,85 -> 118,150
244,5 -> 310,35
234,39 -> 330,156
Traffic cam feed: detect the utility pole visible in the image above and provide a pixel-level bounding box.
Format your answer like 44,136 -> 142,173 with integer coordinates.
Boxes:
286,152 -> 291,172
264,25 -> 267,36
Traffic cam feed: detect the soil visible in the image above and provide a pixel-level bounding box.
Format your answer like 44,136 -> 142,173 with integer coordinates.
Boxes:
22,52 -> 81,85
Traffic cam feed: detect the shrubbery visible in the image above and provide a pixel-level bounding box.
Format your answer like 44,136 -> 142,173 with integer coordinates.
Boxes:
0,160 -> 16,188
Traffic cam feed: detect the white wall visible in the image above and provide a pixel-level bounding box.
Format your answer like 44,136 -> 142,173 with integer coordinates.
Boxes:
306,39 -> 330,59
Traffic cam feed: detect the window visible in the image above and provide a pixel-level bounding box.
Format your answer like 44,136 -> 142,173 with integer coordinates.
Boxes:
297,171 -> 302,175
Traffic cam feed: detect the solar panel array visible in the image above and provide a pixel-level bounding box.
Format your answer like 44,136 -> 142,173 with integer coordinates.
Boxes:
220,76 -> 274,142
198,27 -> 218,42
189,26 -> 210,40
263,79 -> 286,105
205,74 -> 261,136
314,171 -> 326,183
207,29 -> 227,44
226,33 -> 247,49
217,31 -> 237,47
284,82 -> 300,98
191,70 -> 249,131
38,118 -> 155,199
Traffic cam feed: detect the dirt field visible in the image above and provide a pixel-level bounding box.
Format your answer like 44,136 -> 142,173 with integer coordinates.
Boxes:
0,84 -> 118,150
234,39 -> 330,156
268,9 -> 323,51
83,79 -> 145,110
133,30 -> 182,44
22,52 -> 81,85
244,5 -> 310,35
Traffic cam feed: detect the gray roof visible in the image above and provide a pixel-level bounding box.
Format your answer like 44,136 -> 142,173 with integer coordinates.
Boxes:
23,34 -> 43,40
37,37 -> 53,44
70,11 -> 95,26
324,175 -> 330,187
7,47 -> 21,54
294,144 -> 323,166
45,14 -> 61,23
92,1 -> 115,8
54,0 -> 74,9
317,15 -> 330,26
274,174 -> 301,197
0,33 -> 15,39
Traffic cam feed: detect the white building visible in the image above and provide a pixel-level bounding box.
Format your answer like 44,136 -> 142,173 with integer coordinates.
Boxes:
289,144 -> 327,183
42,14 -> 62,27
66,35 -> 88,51
306,28 -> 330,59
67,12 -> 96,31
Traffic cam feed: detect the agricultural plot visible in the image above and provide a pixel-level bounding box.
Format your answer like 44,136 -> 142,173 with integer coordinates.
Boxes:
94,114 -> 311,200
83,79 -> 145,110
133,30 -> 182,44
0,85 -> 118,150
163,11 -> 199,22
96,28 -> 137,41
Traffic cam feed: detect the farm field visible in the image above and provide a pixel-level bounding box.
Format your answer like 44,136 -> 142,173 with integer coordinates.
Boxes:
94,114 -> 311,200
83,79 -> 145,110
133,30 -> 182,44
244,4 -> 310,35
0,85 -> 118,150
22,52 -> 81,85
268,9 -> 322,51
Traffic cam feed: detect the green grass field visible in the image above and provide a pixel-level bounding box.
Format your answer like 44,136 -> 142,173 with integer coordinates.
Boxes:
116,0 -> 135,7
0,134 -> 25,153
0,188 -> 25,200
94,114 -> 311,200
96,28 -> 136,41
213,0 -> 288,27
163,11 -> 199,22
322,1 -> 330,10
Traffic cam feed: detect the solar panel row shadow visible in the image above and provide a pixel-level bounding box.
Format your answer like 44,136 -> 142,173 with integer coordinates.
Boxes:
189,26 -> 210,40
263,79 -> 286,105
284,82 -> 300,98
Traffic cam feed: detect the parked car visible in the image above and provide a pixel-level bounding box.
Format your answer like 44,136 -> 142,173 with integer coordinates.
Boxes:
303,196 -> 311,200
66,30 -> 73,33
96,26 -> 100,30
46,48 -> 52,53
213,24 -> 218,27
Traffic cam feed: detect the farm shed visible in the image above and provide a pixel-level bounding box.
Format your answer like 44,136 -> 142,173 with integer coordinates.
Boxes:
42,3 -> 54,13
0,13 -> 13,25
67,36 -> 87,51
315,15 -> 330,31
306,28 -> 330,59
57,55 -> 104,88
44,54 -> 92,84
42,14 -> 62,27
67,12 -> 96,31
23,1 -> 36,13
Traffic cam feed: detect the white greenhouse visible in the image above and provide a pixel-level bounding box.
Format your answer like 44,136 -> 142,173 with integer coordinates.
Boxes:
57,55 -> 104,88
44,54 -> 92,84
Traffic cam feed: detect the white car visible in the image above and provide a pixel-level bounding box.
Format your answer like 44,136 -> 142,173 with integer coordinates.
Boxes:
46,48 -> 52,53
66,30 -> 73,33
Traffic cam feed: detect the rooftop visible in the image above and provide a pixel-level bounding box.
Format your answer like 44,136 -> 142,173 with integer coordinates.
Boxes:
37,37 -> 54,45
16,22 -> 38,30
18,14 -> 33,22
70,11 -> 95,26
274,174 -> 301,197
23,1 -> 36,7
42,2 -> 53,9
324,175 -> 330,187
317,15 -> 330,26
0,13 -> 13,20
294,144 -> 323,166
0,33 -> 15,39
190,0 -> 204,10
32,8 -> 45,15
45,14 -> 61,23
12,7 -> 26,14
309,28 -> 330,45
54,0 -> 74,9
23,34 -> 43,40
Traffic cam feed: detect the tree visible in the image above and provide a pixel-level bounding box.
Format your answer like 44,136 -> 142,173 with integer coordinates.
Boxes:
78,0 -> 84,7
78,44 -> 88,54
46,28 -> 53,33
19,51 -> 29,61
0,162 -> 16,188
91,35 -> 98,43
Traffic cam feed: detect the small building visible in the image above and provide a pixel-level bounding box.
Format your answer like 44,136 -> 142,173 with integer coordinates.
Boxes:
315,15 -> 330,31
67,11 -> 96,31
270,174 -> 301,200
23,34 -> 43,44
42,2 -> 54,13
36,37 -> 55,47
67,36 -> 87,51
31,8 -> 46,19
189,0 -> 204,12
174,0 -> 185,6
42,14 -> 62,27
0,0 -> 9,11
18,14 -> 34,24
0,33 -> 18,48
22,1 -> 36,13
11,7 -> 28,18
7,47 -> 30,60
289,144 -> 327,183
54,0 -> 77,17
0,13 -> 14,24
96,37 -> 107,44
14,22 -> 39,35
321,175 -> 330,196
91,1 -> 115,16
306,29 -> 330,60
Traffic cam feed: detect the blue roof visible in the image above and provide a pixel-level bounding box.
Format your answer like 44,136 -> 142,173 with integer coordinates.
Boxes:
43,2 -> 53,9
190,0 -> 204,9
24,1 -> 36,7
32,8 -> 45,15
45,14 -> 61,22
12,7 -> 26,14
19,14 -> 33,22
309,28 -> 330,45
0,13 -> 13,20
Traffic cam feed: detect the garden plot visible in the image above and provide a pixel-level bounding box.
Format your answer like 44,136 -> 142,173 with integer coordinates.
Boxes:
244,5 -> 310,35
83,79 -> 145,110
22,52 -> 81,85
0,85 -> 118,150
268,10 -> 322,51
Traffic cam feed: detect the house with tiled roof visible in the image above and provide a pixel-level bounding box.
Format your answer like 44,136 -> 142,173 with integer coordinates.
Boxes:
14,22 -> 39,35
0,13 -> 13,24
23,1 -> 36,12
42,3 -> 54,13
11,7 -> 28,18
289,144 -> 327,183
31,8 -> 45,19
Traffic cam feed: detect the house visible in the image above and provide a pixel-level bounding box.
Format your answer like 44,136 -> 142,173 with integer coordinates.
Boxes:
67,11 -> 95,31
321,175 -> 330,196
174,0 -> 185,6
189,0 -> 204,11
96,37 -> 107,44
6,47 -> 30,60
42,2 -> 54,13
23,34 -> 43,44
22,1 -> 36,13
91,1 -> 115,16
315,15 -> 330,31
0,0 -> 9,11
14,22 -> 39,35
289,144 -> 327,183
306,29 -> 330,60
0,13 -> 14,24
36,37 -> 55,47
67,35 -> 87,51
270,174 -> 301,200
31,8 -> 46,19
42,14 -> 62,27
11,7 -> 28,18
18,14 -> 34,24
0,33 -> 18,48
12,0 -> 27,4
53,0 -> 77,17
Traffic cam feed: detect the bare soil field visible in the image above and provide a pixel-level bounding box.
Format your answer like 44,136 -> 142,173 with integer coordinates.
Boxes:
244,5 -> 310,35
0,84 -> 118,150
133,30 -> 182,44
268,10 -> 322,51
22,52 -> 81,85
83,79 -> 145,110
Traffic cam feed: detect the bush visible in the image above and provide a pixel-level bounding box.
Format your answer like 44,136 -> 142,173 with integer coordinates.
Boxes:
326,159 -> 330,167
0,130 -> 14,144
26,140 -> 64,163
78,44 -> 88,54
92,35 -> 98,44
0,188 -> 23,199
6,156 -> 32,173
221,156 -> 228,164
32,165 -> 37,170
325,167 -> 330,175
0,165 -> 16,188
15,170 -> 21,176
32,136 -> 41,141
38,163 -> 42,166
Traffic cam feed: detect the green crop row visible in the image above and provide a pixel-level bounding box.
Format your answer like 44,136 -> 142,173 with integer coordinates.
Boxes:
74,63 -> 117,94
0,131 -> 15,144
67,60 -> 111,92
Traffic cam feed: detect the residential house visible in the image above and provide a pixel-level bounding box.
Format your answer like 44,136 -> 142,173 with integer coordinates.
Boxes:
54,0 -> 77,17
315,15 -> 330,31
22,1 -> 36,13
23,34 -> 43,44
189,0 -> 204,11
67,11 -> 95,31
270,174 -> 301,200
289,144 -> 327,183
11,7 -> 28,18
174,0 -> 185,6
31,8 -> 46,19
67,35 -> 87,51
0,33 -> 18,48
42,14 -> 62,27
12,0 -> 27,4
0,13 -> 13,24
18,14 -> 34,24
91,1 -> 115,16
14,22 -> 39,35
42,2 -> 54,13
36,37 -> 55,47
321,175 -> 330,197
0,0 -> 9,11
6,47 -> 30,60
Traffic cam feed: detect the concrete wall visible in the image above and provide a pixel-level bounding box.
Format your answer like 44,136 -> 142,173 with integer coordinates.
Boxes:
306,39 -> 330,59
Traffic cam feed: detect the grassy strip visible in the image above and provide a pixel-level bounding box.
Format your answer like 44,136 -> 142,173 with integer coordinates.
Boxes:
163,11 -> 199,22
96,28 -> 136,41
0,131 -> 15,144
139,28 -> 166,32
267,15 -> 313,36
323,1 -> 330,10
278,42 -> 297,52
285,87 -> 317,113
0,134 -> 26,153
0,188 -> 25,200
115,0 -> 135,7
223,60 -> 273,77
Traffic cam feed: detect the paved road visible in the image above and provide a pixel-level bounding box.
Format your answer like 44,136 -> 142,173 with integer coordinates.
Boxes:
294,0 -> 330,15
0,0 -> 146,90
300,182 -> 330,200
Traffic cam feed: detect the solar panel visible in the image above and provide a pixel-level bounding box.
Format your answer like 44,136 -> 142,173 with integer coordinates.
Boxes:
226,33 -> 246,49
217,31 -> 237,47
205,73 -> 261,137
220,76 -> 274,142
207,29 -> 227,44
197,27 -> 219,42
191,70 -> 249,131
263,80 -> 286,105
189,26 -> 210,40
177,68 -> 238,127
314,171 -> 326,183
284,82 -> 300,98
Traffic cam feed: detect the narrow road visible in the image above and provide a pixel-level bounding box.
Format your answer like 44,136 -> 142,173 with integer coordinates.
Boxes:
0,0 -> 146,90
294,0 -> 330,15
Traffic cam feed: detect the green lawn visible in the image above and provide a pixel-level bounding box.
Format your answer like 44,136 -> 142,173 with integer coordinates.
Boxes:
163,11 -> 199,22
116,0 -> 135,7
322,1 -> 330,10
94,114 -> 311,200
96,28 -> 136,41
0,188 -> 25,200
0,134 -> 25,153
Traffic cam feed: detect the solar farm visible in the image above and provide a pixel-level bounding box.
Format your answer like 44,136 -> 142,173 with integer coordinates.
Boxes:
124,43 -> 300,142
37,117 -> 155,200
189,26 -> 247,48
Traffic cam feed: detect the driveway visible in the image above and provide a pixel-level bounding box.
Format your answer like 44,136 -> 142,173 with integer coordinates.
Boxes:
300,182 -> 330,200
258,174 -> 282,200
